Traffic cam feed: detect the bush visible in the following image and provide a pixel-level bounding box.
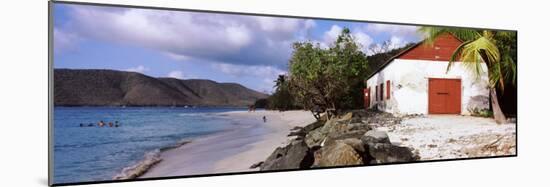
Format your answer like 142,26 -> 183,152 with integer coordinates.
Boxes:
469,108 -> 494,118
288,28 -> 369,115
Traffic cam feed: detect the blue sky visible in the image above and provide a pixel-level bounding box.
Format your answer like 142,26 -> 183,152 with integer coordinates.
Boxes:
53,3 -> 422,93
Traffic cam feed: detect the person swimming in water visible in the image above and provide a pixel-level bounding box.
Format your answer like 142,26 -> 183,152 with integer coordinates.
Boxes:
98,120 -> 105,127
114,121 -> 120,127
79,123 -> 84,127
108,122 -> 113,127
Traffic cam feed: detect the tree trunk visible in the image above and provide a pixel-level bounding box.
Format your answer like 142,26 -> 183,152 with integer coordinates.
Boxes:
490,87 -> 507,124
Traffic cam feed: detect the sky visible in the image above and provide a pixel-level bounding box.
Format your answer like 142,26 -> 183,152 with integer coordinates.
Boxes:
53,3 -> 423,93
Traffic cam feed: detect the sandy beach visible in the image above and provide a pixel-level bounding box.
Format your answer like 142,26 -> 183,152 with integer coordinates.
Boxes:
376,115 -> 516,160
140,110 -> 316,178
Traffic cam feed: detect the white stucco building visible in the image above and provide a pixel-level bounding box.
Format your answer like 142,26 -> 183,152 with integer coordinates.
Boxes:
364,33 -> 490,116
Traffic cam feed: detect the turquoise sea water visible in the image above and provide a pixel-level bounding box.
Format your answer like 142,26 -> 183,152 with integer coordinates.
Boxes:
52,107 -> 249,184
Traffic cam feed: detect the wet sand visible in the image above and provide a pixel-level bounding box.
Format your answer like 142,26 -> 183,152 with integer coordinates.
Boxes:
140,110 -> 316,178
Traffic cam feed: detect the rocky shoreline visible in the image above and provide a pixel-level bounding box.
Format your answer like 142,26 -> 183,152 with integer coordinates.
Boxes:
252,110 -> 516,170
252,110 -> 419,170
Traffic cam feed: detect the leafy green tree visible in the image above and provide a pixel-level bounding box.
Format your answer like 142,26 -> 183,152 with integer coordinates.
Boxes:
288,28 -> 369,118
419,27 -> 517,124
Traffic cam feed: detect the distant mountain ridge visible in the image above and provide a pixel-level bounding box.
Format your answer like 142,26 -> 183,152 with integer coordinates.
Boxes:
54,69 -> 268,107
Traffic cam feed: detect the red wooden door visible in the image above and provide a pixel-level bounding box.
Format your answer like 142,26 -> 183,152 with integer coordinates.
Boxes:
428,78 -> 461,114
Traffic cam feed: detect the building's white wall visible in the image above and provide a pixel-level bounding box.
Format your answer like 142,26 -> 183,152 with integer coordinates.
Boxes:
365,59 -> 490,116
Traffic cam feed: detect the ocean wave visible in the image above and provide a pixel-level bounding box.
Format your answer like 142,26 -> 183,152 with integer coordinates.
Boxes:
178,113 -> 204,117
178,112 -> 226,118
112,140 -> 192,180
159,140 -> 191,151
113,150 -> 162,180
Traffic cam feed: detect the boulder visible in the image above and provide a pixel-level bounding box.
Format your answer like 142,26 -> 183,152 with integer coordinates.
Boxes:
260,140 -> 313,170
320,118 -> 337,133
361,130 -> 391,145
321,120 -> 348,137
288,129 -> 306,137
336,138 -> 366,153
367,143 -> 417,164
302,120 -> 325,133
347,122 -> 372,132
308,119 -> 354,147
249,161 -> 263,169
305,127 -> 325,147
337,112 -> 354,122
324,130 -> 366,147
313,142 -> 364,167
290,126 -> 303,131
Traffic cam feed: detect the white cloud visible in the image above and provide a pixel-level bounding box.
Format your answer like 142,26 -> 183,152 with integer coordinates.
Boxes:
212,63 -> 287,93
364,36 -> 409,55
320,25 -> 373,53
58,5 -> 316,68
167,70 -> 185,79
53,28 -> 80,54
388,36 -> 406,49
163,52 -> 190,61
360,23 -> 421,55
304,19 -> 316,30
353,31 -> 374,52
125,65 -> 149,73
212,63 -> 286,78
365,23 -> 419,37
256,16 -> 300,32
323,25 -> 343,45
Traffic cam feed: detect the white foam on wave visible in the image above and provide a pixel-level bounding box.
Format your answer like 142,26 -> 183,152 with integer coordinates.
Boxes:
113,150 -> 162,180
178,113 -> 203,117
159,140 -> 191,151
112,140 -> 191,180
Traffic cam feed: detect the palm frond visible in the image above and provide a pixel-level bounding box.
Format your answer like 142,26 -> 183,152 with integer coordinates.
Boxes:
447,41 -> 471,73
455,36 -> 500,80
418,27 -> 482,45
446,28 -> 482,41
496,54 -> 517,90
418,27 -> 445,45
419,26 -> 515,90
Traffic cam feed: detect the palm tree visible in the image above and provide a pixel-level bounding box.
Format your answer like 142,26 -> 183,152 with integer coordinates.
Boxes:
274,74 -> 287,91
418,27 -> 516,124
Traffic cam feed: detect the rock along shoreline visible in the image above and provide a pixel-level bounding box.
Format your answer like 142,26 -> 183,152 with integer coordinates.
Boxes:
253,110 -> 419,170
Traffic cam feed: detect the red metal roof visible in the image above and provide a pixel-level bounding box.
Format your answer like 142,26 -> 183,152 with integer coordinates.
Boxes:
366,32 -> 463,80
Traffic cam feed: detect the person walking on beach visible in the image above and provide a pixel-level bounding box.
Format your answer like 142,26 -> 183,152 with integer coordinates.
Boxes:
262,116 -> 267,123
